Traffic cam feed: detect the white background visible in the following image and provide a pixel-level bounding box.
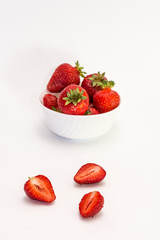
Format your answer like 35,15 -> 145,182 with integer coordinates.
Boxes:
0,0 -> 160,239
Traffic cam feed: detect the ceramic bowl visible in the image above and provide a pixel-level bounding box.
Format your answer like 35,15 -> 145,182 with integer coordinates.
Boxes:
39,89 -> 119,140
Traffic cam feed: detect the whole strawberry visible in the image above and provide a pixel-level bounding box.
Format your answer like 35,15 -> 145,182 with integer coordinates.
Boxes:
81,72 -> 114,99
43,94 -> 58,110
58,84 -> 89,115
93,88 -> 120,113
47,61 -> 86,93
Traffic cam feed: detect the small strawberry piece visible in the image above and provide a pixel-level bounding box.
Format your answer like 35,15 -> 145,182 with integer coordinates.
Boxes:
93,88 -> 120,113
74,163 -> 106,184
81,72 -> 114,99
43,94 -> 58,110
24,175 -> 56,203
85,107 -> 99,115
79,191 -> 104,218
58,84 -> 89,115
47,61 -> 86,93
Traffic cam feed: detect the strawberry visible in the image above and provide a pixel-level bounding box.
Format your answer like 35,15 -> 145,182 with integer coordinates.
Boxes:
93,88 -> 120,113
79,191 -> 104,218
74,163 -> 106,184
43,94 -> 58,110
81,72 -> 114,99
84,106 -> 99,115
58,84 -> 89,115
24,175 -> 56,203
47,61 -> 86,93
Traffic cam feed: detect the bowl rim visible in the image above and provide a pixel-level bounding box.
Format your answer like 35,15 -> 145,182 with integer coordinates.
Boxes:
39,89 -> 120,118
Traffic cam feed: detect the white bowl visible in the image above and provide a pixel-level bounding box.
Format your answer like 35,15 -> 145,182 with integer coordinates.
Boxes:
39,89 -> 119,140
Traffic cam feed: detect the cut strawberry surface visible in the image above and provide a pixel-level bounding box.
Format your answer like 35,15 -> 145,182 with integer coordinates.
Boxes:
74,163 -> 106,184
24,175 -> 56,203
79,191 -> 104,218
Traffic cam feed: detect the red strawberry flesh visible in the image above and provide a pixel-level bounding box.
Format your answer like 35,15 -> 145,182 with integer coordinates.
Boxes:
24,175 -> 56,203
74,163 -> 106,184
79,191 -> 104,218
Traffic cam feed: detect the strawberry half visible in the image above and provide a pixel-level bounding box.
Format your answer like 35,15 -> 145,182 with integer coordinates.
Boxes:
24,175 -> 56,203
79,191 -> 104,218
74,163 -> 106,184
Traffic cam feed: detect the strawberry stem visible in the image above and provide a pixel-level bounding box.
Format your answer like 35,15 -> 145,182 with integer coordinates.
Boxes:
75,61 -> 86,78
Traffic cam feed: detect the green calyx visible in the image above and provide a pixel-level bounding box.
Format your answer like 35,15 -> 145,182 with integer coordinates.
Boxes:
75,61 -> 86,78
51,106 -> 61,113
84,110 -> 91,115
89,72 -> 115,89
63,88 -> 87,106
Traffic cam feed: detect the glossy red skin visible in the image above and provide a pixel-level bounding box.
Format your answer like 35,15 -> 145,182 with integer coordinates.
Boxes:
81,73 -> 108,99
24,175 -> 56,203
43,94 -> 58,110
74,163 -> 106,184
79,191 -> 104,218
93,88 -> 120,113
47,63 -> 80,93
58,84 -> 89,115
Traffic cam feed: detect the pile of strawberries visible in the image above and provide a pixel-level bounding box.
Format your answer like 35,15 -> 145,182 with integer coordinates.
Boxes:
24,163 -> 106,218
43,61 -> 120,115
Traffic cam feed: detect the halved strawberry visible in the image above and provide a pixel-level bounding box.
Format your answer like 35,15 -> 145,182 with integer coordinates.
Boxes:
79,191 -> 104,218
24,175 -> 56,203
74,163 -> 106,184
